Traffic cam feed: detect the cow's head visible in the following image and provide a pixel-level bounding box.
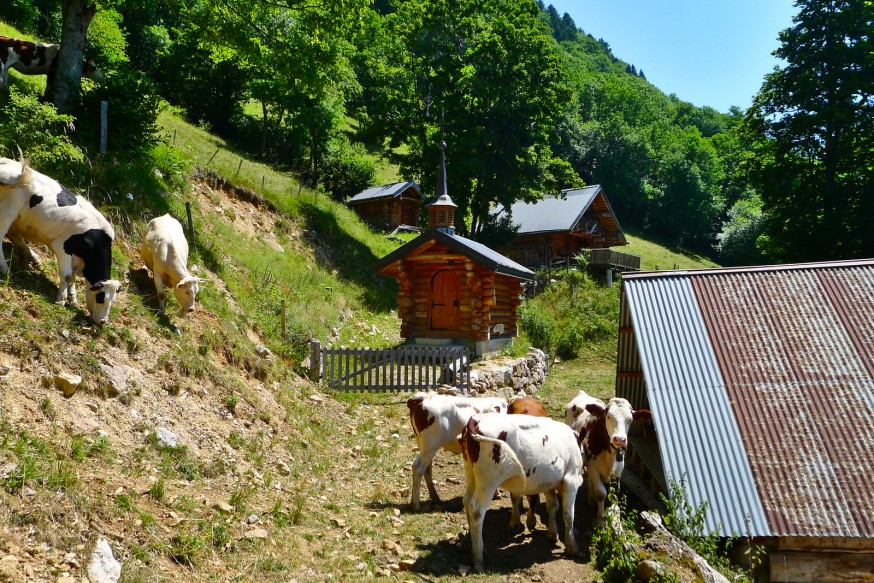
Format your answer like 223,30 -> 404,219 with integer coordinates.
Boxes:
173,275 -> 201,314
83,60 -> 104,82
585,397 -> 652,449
85,279 -> 122,325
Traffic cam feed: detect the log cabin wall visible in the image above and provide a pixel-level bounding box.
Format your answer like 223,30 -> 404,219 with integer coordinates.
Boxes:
352,187 -> 422,230
393,242 -> 523,342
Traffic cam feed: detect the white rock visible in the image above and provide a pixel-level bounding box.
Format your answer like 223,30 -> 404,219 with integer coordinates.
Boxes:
154,427 -> 178,449
87,538 -> 121,583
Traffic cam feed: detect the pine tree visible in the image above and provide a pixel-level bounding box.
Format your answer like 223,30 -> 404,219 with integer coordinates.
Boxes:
744,0 -> 874,261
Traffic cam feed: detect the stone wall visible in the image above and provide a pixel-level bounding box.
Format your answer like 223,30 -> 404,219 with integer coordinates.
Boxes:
467,348 -> 548,397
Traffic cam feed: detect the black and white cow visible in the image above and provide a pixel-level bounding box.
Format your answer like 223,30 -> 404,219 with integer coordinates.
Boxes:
0,35 -> 102,89
564,390 -> 652,522
0,158 -> 122,324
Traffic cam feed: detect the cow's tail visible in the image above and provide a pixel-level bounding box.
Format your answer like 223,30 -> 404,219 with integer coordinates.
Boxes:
470,434 -> 526,480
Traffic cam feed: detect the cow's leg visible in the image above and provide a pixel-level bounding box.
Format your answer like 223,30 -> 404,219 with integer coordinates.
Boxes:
526,494 -> 539,530
467,483 -> 496,574
424,463 -> 441,504
543,490 -> 559,542
49,245 -> 75,306
508,494 -> 523,532
0,213 -> 18,275
153,272 -> 166,313
411,449 -> 438,511
591,472 -> 608,523
6,233 -> 42,267
559,477 -> 582,556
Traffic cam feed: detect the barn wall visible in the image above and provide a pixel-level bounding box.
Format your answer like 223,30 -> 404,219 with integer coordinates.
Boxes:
351,188 -> 421,230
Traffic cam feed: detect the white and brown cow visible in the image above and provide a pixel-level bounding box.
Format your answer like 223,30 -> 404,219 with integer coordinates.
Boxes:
0,35 -> 102,89
564,390 -> 652,522
140,214 -> 200,314
407,391 -> 508,511
459,413 -> 583,572
507,396 -> 549,531
0,158 -> 122,324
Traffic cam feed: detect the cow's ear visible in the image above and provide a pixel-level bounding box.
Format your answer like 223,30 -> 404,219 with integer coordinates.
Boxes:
632,409 -> 653,423
89,282 -> 104,292
585,403 -> 606,417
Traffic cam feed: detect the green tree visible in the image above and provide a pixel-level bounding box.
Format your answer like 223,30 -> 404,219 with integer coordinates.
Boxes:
744,0 -> 874,261
359,0 -> 576,234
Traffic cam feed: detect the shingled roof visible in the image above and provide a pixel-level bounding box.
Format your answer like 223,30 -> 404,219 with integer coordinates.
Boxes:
348,181 -> 420,204
373,228 -> 534,281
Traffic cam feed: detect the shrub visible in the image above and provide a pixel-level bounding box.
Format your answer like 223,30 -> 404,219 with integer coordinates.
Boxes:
319,136 -> 376,201
591,490 -> 640,582
0,88 -> 84,168
519,302 -> 557,354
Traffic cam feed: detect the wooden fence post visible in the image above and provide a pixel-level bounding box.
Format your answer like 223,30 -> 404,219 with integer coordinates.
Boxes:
99,101 -> 108,153
185,202 -> 195,248
309,339 -> 321,381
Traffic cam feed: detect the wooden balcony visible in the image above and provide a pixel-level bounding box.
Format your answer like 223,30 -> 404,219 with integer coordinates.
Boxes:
588,248 -> 641,272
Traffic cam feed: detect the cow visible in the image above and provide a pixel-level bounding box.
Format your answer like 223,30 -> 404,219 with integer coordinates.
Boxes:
564,390 -> 652,522
140,214 -> 200,314
459,413 -> 583,572
0,35 -> 103,90
0,158 -> 122,325
507,396 -> 549,531
406,391 -> 508,511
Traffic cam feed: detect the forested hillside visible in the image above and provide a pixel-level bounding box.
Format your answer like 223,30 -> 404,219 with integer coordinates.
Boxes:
2,0 -> 870,264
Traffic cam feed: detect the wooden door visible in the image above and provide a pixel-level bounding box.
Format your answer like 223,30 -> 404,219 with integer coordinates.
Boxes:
430,270 -> 460,331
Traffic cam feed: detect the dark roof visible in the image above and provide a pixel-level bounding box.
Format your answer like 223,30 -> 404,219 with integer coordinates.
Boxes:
348,181 -> 420,204
618,258 -> 874,538
373,228 -> 535,280
495,185 -> 602,234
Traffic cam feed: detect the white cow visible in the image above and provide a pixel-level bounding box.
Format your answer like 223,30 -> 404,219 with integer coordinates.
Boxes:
406,391 -> 508,511
140,214 -> 200,314
564,390 -> 652,522
459,413 -> 583,572
0,158 -> 121,325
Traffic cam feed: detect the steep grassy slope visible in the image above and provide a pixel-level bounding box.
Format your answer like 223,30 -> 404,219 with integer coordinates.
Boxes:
0,100 -> 724,581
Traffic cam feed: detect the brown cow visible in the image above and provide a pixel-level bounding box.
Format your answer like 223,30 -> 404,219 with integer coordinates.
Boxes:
507,396 -> 550,531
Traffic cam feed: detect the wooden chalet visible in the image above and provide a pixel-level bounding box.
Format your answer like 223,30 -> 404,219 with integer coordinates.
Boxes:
347,181 -> 421,230
374,143 -> 534,356
495,185 -> 630,269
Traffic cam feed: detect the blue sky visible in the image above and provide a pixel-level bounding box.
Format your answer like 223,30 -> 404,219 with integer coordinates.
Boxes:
545,0 -> 798,113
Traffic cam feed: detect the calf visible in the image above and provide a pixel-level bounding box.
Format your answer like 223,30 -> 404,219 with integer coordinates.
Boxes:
0,35 -> 102,89
407,391 -> 508,511
507,396 -> 549,531
564,390 -> 652,522
459,413 -> 583,572
0,158 -> 122,324
140,214 -> 200,314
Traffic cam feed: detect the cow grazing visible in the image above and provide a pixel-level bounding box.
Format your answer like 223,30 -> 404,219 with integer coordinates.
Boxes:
0,158 -> 122,325
507,396 -> 549,531
459,413 -> 583,572
406,391 -> 508,511
0,35 -> 102,90
564,390 -> 652,522
140,214 -> 200,314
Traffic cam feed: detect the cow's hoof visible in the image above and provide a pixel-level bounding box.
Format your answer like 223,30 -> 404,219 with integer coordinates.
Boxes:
526,518 -> 537,530
473,562 -> 485,574
507,521 -> 525,535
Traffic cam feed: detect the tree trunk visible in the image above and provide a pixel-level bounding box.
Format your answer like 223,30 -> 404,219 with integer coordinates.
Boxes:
260,100 -> 269,157
50,0 -> 97,113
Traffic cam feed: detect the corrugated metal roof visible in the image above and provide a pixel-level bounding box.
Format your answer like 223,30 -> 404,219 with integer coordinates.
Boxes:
373,228 -> 535,280
495,185 -> 602,234
620,259 -> 874,538
348,181 -> 420,204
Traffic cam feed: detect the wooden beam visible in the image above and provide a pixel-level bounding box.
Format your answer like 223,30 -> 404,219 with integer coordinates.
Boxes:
769,551 -> 874,583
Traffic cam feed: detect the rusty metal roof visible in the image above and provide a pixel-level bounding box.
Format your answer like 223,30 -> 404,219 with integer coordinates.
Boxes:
619,259 -> 874,538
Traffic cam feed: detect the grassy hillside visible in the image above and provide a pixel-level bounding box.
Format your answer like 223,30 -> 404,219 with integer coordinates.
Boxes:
0,89 -> 728,580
